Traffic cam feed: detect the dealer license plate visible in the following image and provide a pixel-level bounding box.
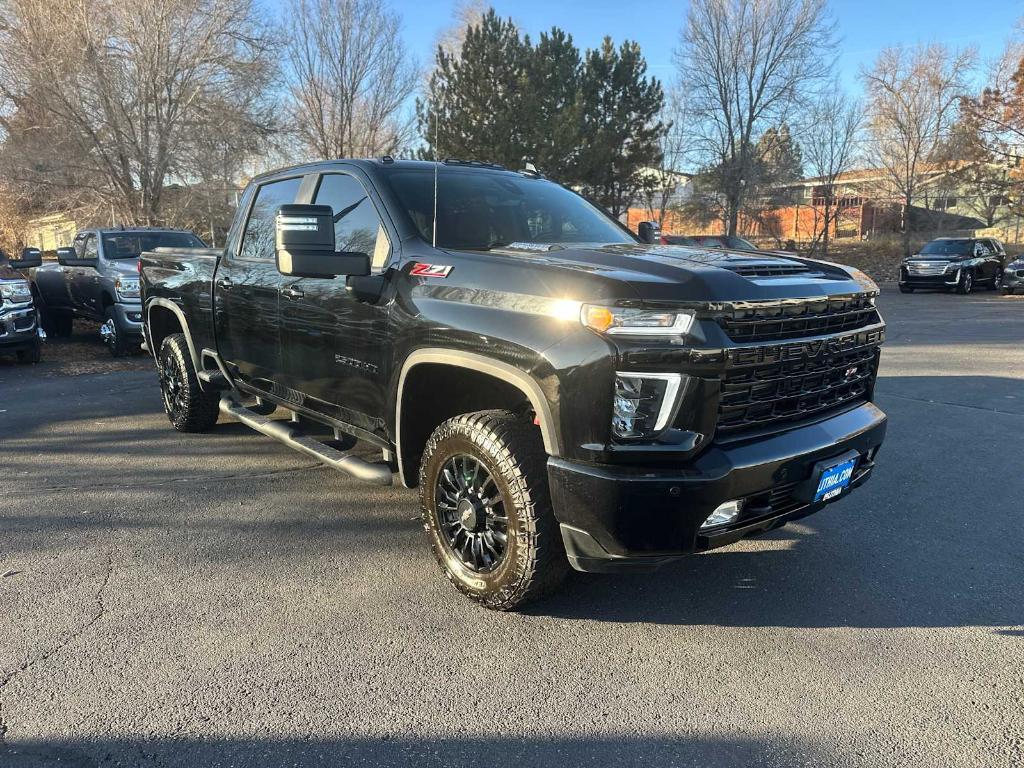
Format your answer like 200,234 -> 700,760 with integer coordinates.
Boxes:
814,458 -> 857,502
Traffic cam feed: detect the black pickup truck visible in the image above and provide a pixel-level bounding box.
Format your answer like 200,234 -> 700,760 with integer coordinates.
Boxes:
140,158 -> 887,610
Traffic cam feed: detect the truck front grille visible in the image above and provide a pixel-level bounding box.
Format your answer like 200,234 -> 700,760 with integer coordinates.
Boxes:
716,294 -> 879,342
716,331 -> 882,440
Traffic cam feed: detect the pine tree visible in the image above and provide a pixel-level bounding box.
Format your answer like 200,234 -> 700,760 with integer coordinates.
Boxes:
417,11 -> 531,169
573,38 -> 666,217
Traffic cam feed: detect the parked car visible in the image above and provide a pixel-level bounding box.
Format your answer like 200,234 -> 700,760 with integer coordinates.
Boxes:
1001,255 -> 1024,295
898,237 -> 1007,295
1,247 -> 45,364
661,233 -> 761,252
27,227 -> 205,355
140,158 -> 887,611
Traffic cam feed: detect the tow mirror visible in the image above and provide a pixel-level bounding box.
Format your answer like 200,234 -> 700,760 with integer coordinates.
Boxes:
55,246 -> 82,266
9,247 -> 42,269
275,204 -> 370,278
637,221 -> 661,244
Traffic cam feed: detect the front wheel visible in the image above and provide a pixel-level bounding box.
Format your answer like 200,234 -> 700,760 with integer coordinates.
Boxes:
419,410 -> 568,611
102,306 -> 133,357
898,284 -> 914,294
956,269 -> 974,295
992,270 -> 1003,291
158,333 -> 220,432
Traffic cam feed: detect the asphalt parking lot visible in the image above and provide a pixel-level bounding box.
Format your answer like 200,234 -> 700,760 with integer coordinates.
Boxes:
1,287 -> 1022,768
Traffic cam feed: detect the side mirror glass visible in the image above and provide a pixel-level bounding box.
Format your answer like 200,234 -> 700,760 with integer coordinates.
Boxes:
275,203 -> 370,278
9,247 -> 42,269
637,221 -> 661,244
56,247 -> 78,266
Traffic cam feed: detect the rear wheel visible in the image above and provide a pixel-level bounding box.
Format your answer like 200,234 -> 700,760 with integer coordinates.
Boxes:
40,308 -> 73,338
16,340 -> 41,364
956,269 -> 974,295
158,333 -> 220,432
419,410 -> 568,611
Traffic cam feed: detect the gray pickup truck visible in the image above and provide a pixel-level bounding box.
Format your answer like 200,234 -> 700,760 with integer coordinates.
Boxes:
29,227 -> 204,355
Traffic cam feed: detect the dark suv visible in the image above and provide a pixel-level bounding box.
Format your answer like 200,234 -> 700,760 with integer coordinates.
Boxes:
899,237 -> 1007,294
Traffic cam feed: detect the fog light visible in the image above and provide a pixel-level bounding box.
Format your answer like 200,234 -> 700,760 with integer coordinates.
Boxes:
701,499 -> 743,530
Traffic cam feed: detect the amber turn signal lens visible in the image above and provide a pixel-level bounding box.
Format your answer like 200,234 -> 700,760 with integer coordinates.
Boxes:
582,305 -> 615,332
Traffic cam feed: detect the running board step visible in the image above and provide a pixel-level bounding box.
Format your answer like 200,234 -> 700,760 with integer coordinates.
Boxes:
198,369 -> 229,389
219,397 -> 393,486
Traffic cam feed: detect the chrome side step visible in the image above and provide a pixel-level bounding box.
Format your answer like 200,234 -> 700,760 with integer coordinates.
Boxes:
219,397 -> 393,486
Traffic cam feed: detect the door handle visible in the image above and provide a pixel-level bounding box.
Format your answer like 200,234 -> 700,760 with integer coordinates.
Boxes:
282,287 -> 304,299
216,278 -> 233,290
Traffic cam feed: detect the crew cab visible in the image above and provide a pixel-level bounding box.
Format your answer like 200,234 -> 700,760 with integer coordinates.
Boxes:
140,158 -> 887,610
1,247 -> 44,364
28,227 -> 204,355
899,237 -> 1007,294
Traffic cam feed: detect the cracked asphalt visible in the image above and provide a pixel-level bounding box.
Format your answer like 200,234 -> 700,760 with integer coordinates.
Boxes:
1,287 -> 1022,768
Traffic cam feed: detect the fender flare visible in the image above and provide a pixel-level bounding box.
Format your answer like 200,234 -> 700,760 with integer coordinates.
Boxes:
145,298 -> 201,370
395,349 -> 559,487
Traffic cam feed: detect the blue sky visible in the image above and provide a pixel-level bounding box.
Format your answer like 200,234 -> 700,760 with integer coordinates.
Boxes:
396,0 -> 1024,93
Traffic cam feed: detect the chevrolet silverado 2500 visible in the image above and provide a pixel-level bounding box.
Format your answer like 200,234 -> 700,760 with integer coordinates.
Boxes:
139,158 -> 887,610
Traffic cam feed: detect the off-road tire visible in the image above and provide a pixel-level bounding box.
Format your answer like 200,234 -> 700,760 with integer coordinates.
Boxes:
898,284 -> 913,294
158,333 -> 219,432
104,306 -> 132,357
419,410 -> 568,611
955,269 -> 974,295
16,340 -> 41,364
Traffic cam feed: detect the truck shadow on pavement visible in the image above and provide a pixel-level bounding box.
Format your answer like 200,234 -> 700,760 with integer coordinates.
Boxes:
3,734 -> 829,768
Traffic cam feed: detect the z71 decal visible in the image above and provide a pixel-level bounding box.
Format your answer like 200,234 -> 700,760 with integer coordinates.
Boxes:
410,263 -> 453,278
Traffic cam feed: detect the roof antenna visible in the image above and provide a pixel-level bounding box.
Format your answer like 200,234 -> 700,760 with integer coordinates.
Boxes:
432,96 -> 442,248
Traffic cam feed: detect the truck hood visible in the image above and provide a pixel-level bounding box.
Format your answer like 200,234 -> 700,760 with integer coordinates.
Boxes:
477,243 -> 876,302
0,264 -> 28,281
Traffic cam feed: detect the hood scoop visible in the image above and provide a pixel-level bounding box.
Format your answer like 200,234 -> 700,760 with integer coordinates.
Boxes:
726,262 -> 811,278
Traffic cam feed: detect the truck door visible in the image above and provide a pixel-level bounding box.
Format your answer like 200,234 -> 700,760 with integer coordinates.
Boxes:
279,170 -> 395,437
69,233 -> 101,317
214,175 -> 303,394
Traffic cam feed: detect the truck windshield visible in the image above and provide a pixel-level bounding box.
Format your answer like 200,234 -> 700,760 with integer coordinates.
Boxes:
383,169 -> 634,250
920,240 -> 971,256
102,231 -> 205,259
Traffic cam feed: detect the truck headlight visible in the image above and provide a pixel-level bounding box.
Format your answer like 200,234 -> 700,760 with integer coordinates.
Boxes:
582,304 -> 694,337
611,372 -> 683,439
115,277 -> 140,300
0,280 -> 32,303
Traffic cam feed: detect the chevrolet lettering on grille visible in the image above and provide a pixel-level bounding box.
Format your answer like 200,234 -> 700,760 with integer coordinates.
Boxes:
728,327 -> 885,367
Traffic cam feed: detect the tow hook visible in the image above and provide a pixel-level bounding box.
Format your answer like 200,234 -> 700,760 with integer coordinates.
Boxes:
99,319 -> 116,347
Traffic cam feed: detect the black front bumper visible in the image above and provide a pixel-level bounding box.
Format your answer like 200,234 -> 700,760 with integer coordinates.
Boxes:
899,268 -> 959,289
548,402 -> 887,572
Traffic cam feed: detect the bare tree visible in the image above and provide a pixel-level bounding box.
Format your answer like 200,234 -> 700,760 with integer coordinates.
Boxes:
0,0 -> 277,225
803,87 -> 862,257
675,0 -> 835,236
285,0 -> 419,160
436,0 -> 489,58
640,91 -> 697,228
860,44 -> 976,255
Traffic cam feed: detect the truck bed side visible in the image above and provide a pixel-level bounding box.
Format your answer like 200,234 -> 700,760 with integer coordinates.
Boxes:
139,247 -> 222,359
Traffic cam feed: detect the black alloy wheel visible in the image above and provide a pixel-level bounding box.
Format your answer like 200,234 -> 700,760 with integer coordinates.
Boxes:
435,454 -> 509,572
157,333 -> 220,432
419,410 -> 568,610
